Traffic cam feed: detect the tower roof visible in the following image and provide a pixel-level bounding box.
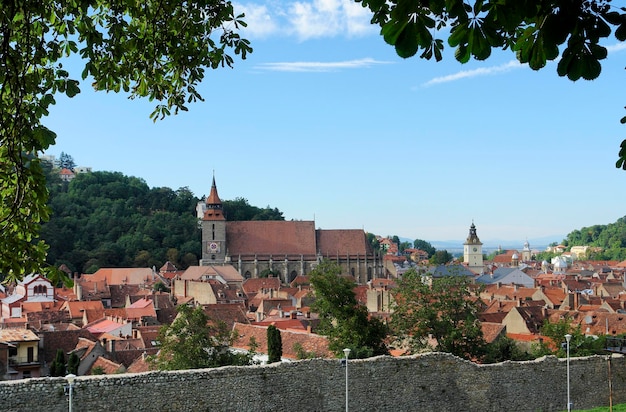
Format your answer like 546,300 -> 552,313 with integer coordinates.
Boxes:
463,221 -> 482,245
206,175 -> 222,206
203,175 -> 225,221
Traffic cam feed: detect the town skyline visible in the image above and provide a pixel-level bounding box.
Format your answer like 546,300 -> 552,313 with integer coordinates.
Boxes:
43,0 -> 626,244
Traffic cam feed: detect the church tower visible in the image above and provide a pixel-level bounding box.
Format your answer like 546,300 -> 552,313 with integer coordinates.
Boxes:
200,175 -> 227,265
521,239 -> 531,262
463,222 -> 483,273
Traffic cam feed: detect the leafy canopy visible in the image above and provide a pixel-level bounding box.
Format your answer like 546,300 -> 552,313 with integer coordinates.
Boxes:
0,0 -> 251,283
534,317 -> 607,358
391,268 -> 486,360
152,304 -> 254,370
309,260 -> 388,358
354,0 -> 626,167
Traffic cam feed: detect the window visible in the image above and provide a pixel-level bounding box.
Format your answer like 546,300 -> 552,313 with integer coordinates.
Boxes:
33,285 -> 48,295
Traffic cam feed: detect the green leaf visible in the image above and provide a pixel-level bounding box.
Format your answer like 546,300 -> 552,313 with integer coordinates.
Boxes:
66,80 -> 81,98
449,23 -> 469,48
395,22 -> 420,58
382,19 -> 409,46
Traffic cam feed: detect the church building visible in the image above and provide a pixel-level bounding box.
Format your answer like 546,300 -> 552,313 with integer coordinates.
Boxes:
198,177 -> 382,284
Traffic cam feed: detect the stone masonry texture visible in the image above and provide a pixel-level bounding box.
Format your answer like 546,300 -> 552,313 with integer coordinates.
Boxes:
1,352 -> 625,412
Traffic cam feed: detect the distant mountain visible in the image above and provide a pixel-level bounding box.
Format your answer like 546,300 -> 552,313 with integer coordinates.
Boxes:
428,235 -> 564,253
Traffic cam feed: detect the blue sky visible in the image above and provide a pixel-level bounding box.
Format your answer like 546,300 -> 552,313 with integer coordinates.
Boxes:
44,0 -> 626,247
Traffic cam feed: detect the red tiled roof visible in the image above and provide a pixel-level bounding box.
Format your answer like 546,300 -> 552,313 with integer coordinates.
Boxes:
89,356 -> 124,375
202,304 -> 249,330
127,355 -> 152,373
316,229 -> 372,257
231,322 -> 333,359
242,277 -> 281,294
227,221 -> 317,256
61,300 -> 105,320
86,268 -> 156,286
481,322 -> 506,343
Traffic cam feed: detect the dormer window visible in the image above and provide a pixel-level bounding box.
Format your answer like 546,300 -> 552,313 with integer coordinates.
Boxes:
33,285 -> 47,295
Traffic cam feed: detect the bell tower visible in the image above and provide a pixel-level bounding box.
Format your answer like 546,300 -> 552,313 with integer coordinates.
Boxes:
200,175 -> 227,265
463,221 -> 483,273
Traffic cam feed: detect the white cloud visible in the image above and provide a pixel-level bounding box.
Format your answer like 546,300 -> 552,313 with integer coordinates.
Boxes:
255,57 -> 391,72
607,42 -> 626,53
236,0 -> 376,40
234,3 -> 280,38
421,60 -> 525,87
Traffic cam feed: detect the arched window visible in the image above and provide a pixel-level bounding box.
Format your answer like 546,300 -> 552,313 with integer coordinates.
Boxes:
244,271 -> 252,279
288,271 -> 298,284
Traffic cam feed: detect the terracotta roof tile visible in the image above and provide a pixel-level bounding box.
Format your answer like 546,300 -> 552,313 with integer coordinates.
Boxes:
86,268 -> 157,286
231,322 -> 333,359
242,277 -> 281,294
227,221 -> 317,256
89,356 -> 124,375
481,322 -> 506,343
202,304 -> 249,330
316,230 -> 372,257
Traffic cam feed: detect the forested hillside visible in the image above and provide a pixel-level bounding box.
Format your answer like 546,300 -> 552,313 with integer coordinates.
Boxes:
562,216 -> 626,260
41,166 -> 284,274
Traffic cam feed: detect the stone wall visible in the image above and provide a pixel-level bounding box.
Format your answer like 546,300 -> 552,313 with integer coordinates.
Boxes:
1,352 -> 624,412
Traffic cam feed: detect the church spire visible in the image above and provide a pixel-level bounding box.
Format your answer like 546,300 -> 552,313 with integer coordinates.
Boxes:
203,173 -> 225,221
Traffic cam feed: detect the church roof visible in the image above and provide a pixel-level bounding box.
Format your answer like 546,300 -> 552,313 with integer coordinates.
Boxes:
226,221 -> 318,256
316,229 -> 372,257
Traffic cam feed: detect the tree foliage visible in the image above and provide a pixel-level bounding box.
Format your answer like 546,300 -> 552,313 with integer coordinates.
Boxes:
309,260 -> 388,358
57,152 -> 76,171
49,348 -> 66,377
483,335 -> 532,364
40,169 -> 286,273
67,352 -> 80,375
429,250 -> 453,265
0,0 -> 251,282
267,324 -> 282,363
354,0 -> 626,166
560,215 -> 626,260
534,317 -> 607,358
41,171 -> 201,273
366,232 -> 380,252
413,239 -> 436,257
222,198 -> 284,221
391,269 -> 485,361
153,305 -> 254,370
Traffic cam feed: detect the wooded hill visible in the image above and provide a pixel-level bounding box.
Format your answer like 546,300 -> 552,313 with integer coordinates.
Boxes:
561,216 -> 626,261
39,165 -> 626,274
41,166 -> 284,274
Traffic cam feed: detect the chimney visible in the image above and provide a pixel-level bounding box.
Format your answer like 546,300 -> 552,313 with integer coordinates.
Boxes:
255,311 -> 263,322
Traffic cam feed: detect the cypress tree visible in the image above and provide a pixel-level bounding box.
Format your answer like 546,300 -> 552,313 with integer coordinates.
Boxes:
267,325 -> 282,363
67,352 -> 80,374
50,349 -> 66,377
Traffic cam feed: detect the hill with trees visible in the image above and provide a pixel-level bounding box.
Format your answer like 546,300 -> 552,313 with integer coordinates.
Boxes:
560,216 -> 626,260
40,164 -> 284,274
